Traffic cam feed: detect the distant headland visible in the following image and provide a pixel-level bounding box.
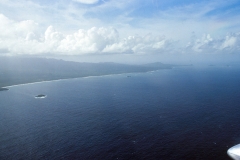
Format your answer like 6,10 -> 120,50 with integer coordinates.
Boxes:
0,57 -> 174,88
0,88 -> 9,91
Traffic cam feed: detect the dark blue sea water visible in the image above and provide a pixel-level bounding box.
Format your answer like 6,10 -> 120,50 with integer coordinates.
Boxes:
1,66 -> 240,160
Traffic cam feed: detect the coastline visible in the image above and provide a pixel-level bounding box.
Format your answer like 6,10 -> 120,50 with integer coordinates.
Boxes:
1,69 -> 165,89
0,88 -> 9,91
0,58 -> 176,90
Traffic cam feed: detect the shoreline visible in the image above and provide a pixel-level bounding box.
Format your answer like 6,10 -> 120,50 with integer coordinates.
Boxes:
0,88 -> 9,91
1,69 -> 164,89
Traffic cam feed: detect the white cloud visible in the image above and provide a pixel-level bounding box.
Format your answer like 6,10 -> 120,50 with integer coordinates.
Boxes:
221,36 -> 237,49
73,0 -> 99,4
186,33 -> 240,54
0,14 -> 39,39
103,34 -> 170,54
58,27 -> 119,54
0,14 -> 174,55
1,0 -> 240,44
0,13 -> 240,56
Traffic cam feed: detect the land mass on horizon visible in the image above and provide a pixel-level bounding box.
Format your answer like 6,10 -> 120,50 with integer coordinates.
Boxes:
0,88 -> 9,91
0,57 -> 173,90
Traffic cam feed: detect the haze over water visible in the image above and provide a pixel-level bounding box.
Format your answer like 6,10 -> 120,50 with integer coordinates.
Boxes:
0,66 -> 240,159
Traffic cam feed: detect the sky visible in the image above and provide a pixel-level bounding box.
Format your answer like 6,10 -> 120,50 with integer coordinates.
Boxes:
0,0 -> 240,63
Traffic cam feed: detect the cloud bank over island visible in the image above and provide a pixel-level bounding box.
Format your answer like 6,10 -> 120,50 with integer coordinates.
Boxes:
0,0 -> 240,62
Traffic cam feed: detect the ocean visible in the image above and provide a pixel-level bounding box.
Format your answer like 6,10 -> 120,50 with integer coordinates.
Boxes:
0,66 -> 240,159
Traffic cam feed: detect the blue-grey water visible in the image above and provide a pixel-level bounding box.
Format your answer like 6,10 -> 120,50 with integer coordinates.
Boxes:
1,66 -> 240,159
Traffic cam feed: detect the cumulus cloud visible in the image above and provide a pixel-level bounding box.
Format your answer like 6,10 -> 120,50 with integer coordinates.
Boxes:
103,34 -> 170,54
186,33 -> 240,54
73,0 -> 99,4
57,27 -> 119,54
221,35 -> 237,49
0,14 -> 39,39
0,14 -> 240,56
0,14 -> 174,55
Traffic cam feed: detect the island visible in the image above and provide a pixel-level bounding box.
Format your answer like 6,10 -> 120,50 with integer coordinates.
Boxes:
35,94 -> 47,98
0,88 -> 9,91
0,56 -> 174,88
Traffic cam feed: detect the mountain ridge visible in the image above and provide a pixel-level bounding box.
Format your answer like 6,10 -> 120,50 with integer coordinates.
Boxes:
0,57 -> 172,88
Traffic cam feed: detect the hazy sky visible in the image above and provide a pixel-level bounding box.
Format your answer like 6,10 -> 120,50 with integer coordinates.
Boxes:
0,0 -> 240,63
